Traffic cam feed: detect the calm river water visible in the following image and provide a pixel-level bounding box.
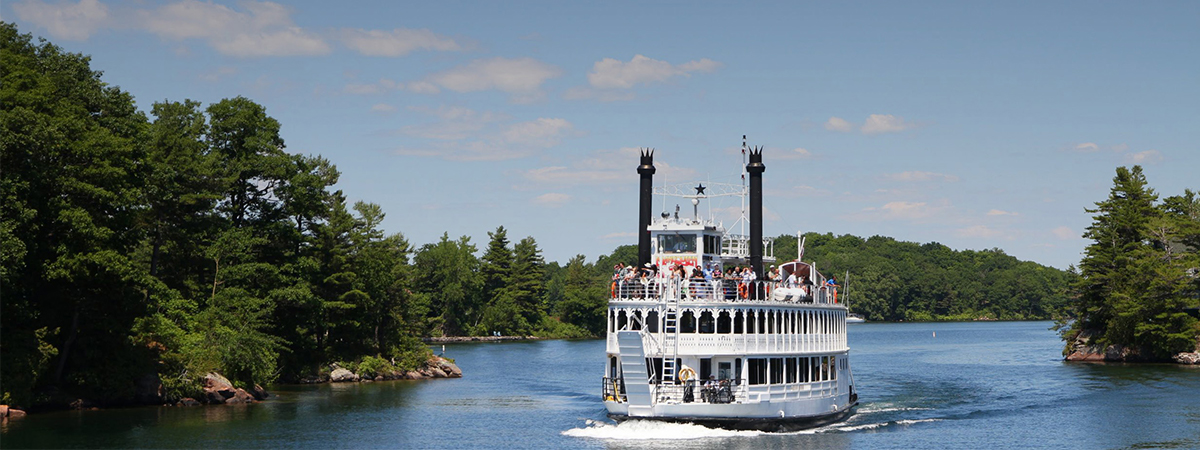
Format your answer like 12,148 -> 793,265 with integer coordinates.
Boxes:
3,321 -> 1198,449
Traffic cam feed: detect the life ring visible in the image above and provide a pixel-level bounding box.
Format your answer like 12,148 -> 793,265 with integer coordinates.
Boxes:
679,367 -> 696,381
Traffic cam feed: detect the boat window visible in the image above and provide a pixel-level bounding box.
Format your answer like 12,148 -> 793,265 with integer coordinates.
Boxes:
830,356 -> 837,380
718,362 -> 733,381
822,356 -> 830,381
717,311 -> 731,334
699,311 -> 715,334
769,358 -> 784,384
786,357 -> 798,383
647,311 -> 659,333
617,310 -> 627,331
700,358 -> 712,380
631,311 -> 642,331
609,310 -> 615,333
680,311 -> 696,333
757,310 -> 766,334
735,358 -> 742,382
746,310 -> 756,334
661,234 -> 696,253
800,357 -> 810,382
767,311 -> 776,334
733,311 -> 744,334
748,359 -> 767,385
811,357 -> 821,382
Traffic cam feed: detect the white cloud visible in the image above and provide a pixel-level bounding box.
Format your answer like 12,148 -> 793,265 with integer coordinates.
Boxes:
344,78 -> 398,95
586,55 -> 722,89
986,209 -> 1019,216
772,147 -> 815,160
880,201 -> 932,219
1074,142 -> 1100,152
502,118 -> 574,147
602,231 -> 638,239
861,114 -> 914,135
523,147 -> 696,185
533,193 -> 571,207
422,57 -> 562,102
1124,150 -> 1163,164
562,87 -> 637,102
137,0 -> 330,57
405,81 -> 441,94
1052,226 -> 1075,240
12,0 -> 109,41
198,66 -> 238,82
824,117 -> 853,133
955,225 -> 1004,239
884,171 -> 959,182
339,28 -> 463,57
393,107 -> 573,161
399,106 -> 506,140
370,103 -> 396,114
1111,143 -> 1129,152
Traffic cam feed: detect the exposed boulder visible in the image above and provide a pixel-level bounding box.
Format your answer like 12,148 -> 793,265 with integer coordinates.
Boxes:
203,372 -> 237,404
250,384 -> 270,400
329,368 -> 359,382
434,357 -> 462,378
225,389 -> 255,404
1173,353 -> 1200,365
8,408 -> 26,419
176,398 -> 201,407
0,405 -> 8,417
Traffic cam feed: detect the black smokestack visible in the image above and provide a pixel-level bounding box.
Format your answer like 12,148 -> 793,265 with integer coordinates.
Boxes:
637,148 -> 656,269
747,146 -> 765,279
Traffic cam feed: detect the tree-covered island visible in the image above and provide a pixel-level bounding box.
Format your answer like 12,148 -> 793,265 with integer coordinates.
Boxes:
1059,166 -> 1200,363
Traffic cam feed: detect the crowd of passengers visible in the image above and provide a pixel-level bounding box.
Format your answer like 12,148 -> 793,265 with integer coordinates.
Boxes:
610,262 -> 837,301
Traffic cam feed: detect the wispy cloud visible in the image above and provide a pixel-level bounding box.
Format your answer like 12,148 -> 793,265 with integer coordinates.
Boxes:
370,103 -> 396,114
955,225 -> 1005,239
1051,226 -> 1075,240
566,55 -> 721,101
884,171 -> 959,182
824,117 -> 853,133
986,209 -> 1019,216
824,115 -> 917,135
861,114 -> 914,135
1124,150 -> 1163,164
392,106 -> 574,161
523,147 -> 696,185
339,27 -> 464,56
413,57 -> 562,103
533,193 -> 570,207
12,0 -> 109,41
137,0 -> 330,57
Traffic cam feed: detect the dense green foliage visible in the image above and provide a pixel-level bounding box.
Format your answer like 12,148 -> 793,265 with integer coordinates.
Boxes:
0,23 -> 603,408
773,233 -> 1074,322
1060,166 -> 1200,359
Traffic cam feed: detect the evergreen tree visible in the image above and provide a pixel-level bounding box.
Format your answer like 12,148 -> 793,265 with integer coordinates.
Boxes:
412,233 -> 481,336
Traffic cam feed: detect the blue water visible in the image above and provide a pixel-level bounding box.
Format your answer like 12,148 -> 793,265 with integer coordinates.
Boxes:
2,322 -> 1198,449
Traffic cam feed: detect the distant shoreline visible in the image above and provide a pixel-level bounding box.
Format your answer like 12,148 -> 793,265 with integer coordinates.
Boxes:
423,336 -> 547,343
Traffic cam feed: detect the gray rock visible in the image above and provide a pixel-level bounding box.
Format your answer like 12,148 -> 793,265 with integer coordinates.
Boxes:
330,368 -> 359,382
1173,352 -> 1200,365
225,389 -> 255,404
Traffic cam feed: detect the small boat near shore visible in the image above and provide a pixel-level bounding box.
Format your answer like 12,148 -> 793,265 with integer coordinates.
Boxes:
602,144 -> 858,431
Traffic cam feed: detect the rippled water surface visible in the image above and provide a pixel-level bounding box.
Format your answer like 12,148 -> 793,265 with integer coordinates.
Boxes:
3,321 -> 1199,449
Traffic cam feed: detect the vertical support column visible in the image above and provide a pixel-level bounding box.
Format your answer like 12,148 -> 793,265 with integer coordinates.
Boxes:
637,149 -> 656,269
746,147 -> 765,279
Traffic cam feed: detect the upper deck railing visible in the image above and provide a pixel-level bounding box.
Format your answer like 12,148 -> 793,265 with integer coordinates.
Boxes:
610,278 -> 841,305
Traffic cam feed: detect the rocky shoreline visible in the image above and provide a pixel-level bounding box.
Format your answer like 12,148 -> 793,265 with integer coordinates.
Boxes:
1064,330 -> 1200,364
1,356 -> 463,415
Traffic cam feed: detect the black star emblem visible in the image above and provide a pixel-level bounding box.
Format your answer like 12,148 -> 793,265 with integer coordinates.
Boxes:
695,184 -> 706,195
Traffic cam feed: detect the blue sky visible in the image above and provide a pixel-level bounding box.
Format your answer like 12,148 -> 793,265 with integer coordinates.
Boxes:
6,0 -> 1198,269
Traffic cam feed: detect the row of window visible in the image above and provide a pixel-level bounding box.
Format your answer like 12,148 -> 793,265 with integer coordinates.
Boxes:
746,356 -> 838,386
610,308 -> 845,335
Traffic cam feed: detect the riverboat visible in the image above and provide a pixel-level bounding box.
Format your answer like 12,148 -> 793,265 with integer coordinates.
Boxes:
602,145 -> 858,431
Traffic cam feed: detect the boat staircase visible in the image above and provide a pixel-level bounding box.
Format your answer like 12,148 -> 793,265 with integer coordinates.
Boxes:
662,298 -> 680,385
